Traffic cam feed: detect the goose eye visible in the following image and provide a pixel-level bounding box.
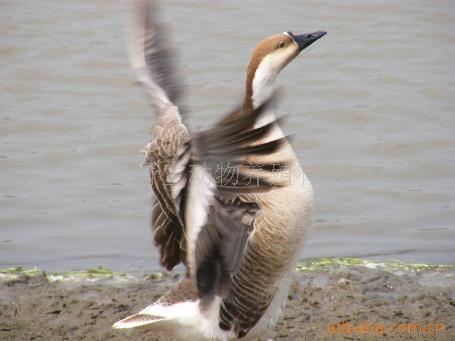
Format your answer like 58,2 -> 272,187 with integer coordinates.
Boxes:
277,41 -> 286,49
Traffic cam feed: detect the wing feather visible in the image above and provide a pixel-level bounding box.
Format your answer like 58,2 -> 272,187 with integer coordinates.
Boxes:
167,94 -> 290,302
131,0 -> 190,271
130,0 -> 183,110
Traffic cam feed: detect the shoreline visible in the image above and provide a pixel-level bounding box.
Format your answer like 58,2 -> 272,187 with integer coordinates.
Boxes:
1,258 -> 454,340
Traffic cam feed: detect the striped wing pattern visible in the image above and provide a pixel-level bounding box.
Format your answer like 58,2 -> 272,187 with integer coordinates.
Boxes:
144,118 -> 189,270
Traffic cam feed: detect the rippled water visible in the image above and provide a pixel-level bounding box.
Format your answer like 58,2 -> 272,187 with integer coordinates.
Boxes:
1,0 -> 454,271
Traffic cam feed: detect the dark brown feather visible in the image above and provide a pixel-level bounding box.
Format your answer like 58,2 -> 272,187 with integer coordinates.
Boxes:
180,94 -> 290,304
195,198 -> 258,303
146,120 -> 189,271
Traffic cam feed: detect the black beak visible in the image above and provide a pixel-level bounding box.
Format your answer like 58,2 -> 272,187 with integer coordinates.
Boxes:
287,31 -> 327,52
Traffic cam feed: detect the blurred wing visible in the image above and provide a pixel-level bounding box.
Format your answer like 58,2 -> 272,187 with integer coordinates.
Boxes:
130,0 -> 183,110
131,0 -> 188,270
168,94 -> 290,298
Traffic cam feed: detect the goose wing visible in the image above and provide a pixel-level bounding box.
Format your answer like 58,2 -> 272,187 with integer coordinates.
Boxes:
168,95 -> 289,290
131,0 -> 189,270
130,0 -> 183,109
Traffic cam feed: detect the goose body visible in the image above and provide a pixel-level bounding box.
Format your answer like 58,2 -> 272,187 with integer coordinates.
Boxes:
114,1 -> 326,339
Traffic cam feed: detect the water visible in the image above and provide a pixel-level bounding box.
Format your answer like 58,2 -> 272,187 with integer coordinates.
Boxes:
1,0 -> 454,272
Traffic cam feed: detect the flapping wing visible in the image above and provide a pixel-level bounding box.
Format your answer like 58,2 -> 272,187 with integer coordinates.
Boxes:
130,0 -> 183,111
144,121 -> 189,271
131,0 -> 189,270
168,94 -> 289,296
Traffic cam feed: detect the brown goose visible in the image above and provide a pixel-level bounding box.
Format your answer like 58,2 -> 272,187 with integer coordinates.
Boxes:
113,1 -> 326,339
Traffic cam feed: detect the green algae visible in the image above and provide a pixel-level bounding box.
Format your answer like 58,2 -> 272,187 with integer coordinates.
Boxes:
297,258 -> 364,272
0,265 -> 183,284
56,267 -> 118,279
297,258 -> 454,273
1,259 -> 453,283
0,266 -> 126,282
0,267 -> 44,276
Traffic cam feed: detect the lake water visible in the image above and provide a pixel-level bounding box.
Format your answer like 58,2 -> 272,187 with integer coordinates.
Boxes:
1,0 -> 454,272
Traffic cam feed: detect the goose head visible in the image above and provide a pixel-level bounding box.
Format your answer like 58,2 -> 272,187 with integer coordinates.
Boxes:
244,31 -> 326,111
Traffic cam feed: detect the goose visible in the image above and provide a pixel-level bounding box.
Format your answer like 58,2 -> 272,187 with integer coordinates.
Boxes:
114,0 -> 326,339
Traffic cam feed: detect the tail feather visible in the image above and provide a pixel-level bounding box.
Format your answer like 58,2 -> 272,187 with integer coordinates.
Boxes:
113,298 -> 200,331
113,313 -> 163,329
113,311 -> 174,329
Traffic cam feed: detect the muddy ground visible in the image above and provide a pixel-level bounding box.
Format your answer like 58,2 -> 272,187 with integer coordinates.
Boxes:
0,260 -> 454,340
